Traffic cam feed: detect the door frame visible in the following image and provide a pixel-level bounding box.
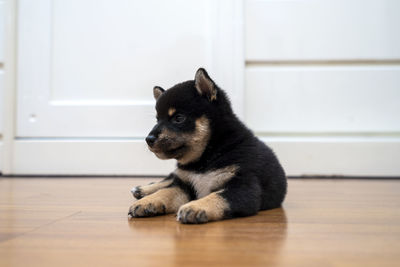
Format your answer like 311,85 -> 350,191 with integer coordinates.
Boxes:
1,0 -> 17,175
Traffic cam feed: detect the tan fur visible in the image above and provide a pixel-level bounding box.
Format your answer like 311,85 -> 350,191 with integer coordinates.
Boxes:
157,128 -> 179,142
150,129 -> 181,159
153,86 -> 163,100
177,190 -> 228,222
210,93 -> 217,101
195,70 -> 217,101
148,116 -> 210,164
174,165 -> 238,198
129,187 -> 190,216
168,107 -> 176,117
177,116 -> 210,165
137,179 -> 173,196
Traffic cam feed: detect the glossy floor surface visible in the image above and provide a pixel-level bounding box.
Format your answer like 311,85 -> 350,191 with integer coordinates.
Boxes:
0,178 -> 399,267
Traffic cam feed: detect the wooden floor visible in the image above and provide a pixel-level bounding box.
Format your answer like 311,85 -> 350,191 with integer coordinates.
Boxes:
0,178 -> 399,267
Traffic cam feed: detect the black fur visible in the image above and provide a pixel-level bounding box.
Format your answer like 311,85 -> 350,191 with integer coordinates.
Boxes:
136,68 -> 287,222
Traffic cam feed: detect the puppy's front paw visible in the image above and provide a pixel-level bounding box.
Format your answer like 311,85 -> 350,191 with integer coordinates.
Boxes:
128,199 -> 166,218
131,186 -> 144,199
177,204 -> 209,224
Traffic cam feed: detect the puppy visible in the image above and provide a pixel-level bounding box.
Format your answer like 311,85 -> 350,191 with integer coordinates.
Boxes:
128,68 -> 287,224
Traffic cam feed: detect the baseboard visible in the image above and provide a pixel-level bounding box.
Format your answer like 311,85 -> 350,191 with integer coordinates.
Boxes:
10,137 -> 400,176
12,139 -> 175,176
9,137 -> 400,177
261,136 -> 400,176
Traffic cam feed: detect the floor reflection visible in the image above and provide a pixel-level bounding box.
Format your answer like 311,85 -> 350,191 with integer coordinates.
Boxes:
128,208 -> 287,266
173,208 -> 287,266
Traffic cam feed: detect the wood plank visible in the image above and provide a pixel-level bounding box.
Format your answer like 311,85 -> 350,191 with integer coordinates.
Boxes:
0,178 -> 399,267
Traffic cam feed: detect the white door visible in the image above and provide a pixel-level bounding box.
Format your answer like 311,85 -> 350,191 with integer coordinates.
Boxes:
14,0 -> 243,175
245,0 -> 400,176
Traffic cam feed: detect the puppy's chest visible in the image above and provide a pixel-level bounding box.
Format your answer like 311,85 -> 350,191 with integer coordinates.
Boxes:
174,165 -> 238,199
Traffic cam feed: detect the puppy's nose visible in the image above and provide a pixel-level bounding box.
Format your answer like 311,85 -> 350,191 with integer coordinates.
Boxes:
146,135 -> 157,147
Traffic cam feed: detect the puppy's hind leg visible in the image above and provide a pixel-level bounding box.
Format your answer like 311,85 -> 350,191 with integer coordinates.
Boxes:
131,174 -> 174,199
177,176 -> 262,224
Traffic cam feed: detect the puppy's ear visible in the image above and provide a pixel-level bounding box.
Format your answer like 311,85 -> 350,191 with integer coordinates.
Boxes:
194,68 -> 217,101
153,86 -> 165,100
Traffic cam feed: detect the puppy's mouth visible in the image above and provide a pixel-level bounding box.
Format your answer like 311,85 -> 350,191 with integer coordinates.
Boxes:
165,145 -> 185,155
149,144 -> 186,159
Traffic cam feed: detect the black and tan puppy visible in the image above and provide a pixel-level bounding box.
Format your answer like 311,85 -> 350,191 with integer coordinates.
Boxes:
128,68 -> 287,224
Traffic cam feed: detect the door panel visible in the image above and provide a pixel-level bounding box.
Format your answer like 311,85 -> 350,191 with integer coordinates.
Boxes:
245,0 -> 400,61
246,66 -> 400,133
17,0 -> 213,137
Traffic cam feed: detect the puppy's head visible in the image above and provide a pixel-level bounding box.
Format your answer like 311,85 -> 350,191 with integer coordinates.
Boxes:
146,68 -> 218,165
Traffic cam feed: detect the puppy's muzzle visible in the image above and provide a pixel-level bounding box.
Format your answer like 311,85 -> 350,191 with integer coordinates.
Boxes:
145,135 -> 157,147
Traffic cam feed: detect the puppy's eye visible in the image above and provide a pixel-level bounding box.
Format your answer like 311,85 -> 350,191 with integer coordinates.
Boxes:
172,114 -> 186,124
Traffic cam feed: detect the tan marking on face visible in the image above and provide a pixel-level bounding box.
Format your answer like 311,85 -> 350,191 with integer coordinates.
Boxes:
168,107 -> 176,117
210,93 -> 217,101
177,116 -> 210,165
174,165 -> 238,199
178,190 -> 228,222
148,115 -> 210,164
150,128 -> 181,159
156,128 -> 179,142
136,179 -> 173,196
130,186 -> 190,215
